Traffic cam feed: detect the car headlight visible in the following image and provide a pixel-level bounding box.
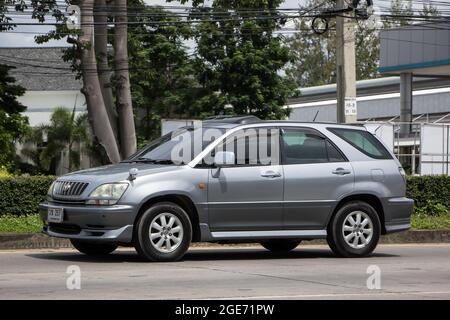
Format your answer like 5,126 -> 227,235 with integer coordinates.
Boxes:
86,183 -> 129,205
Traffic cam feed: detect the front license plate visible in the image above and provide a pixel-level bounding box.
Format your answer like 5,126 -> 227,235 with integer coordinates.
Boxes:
47,207 -> 64,223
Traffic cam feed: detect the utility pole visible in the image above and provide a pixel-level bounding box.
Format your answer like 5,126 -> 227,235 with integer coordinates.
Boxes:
336,0 -> 357,123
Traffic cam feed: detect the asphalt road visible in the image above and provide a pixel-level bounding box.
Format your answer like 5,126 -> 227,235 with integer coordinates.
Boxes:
1,244 -> 450,300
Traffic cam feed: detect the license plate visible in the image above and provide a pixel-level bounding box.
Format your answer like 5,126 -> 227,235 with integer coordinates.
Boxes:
47,207 -> 64,223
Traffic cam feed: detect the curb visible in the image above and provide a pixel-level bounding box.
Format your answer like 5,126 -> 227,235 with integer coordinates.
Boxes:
1,230 -> 450,250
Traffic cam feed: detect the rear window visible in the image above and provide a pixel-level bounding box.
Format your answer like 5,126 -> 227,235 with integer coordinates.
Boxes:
327,128 -> 392,160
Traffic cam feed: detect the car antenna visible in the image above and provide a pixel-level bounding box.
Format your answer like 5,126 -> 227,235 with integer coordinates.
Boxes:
313,110 -> 319,122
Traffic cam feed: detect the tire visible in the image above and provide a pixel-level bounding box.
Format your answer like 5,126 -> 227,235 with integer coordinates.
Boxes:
327,201 -> 381,258
70,239 -> 118,256
134,202 -> 192,262
260,240 -> 301,252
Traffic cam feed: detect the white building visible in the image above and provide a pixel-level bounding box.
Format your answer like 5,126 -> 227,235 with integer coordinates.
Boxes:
0,47 -> 86,126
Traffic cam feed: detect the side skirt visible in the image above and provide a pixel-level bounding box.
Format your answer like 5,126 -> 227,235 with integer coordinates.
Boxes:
199,224 -> 327,241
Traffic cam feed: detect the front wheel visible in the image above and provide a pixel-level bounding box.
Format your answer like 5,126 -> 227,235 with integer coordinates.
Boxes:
327,201 -> 381,258
134,202 -> 192,262
70,239 -> 118,256
260,240 -> 301,252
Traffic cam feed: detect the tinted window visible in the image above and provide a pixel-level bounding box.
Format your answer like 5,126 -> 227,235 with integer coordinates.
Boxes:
281,129 -> 345,164
326,140 -> 346,162
328,128 -> 392,160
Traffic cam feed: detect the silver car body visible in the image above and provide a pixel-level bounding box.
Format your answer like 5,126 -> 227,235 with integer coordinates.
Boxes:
39,121 -> 414,244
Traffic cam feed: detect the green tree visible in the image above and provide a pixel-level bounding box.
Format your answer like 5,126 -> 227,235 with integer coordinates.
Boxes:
0,64 -> 29,170
22,107 -> 91,174
127,2 -> 199,143
285,0 -> 380,87
385,0 -> 414,27
189,0 -> 296,120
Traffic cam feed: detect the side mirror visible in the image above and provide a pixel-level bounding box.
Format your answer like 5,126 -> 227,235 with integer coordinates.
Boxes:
128,168 -> 138,181
214,151 -> 235,166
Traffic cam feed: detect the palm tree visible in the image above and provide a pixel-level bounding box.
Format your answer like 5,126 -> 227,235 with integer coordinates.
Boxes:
22,107 -> 91,174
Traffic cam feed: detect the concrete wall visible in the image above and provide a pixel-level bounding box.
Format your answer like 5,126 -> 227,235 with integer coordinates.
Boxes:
18,90 -> 86,127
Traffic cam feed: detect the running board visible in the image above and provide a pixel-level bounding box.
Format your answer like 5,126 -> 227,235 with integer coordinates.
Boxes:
210,229 -> 327,240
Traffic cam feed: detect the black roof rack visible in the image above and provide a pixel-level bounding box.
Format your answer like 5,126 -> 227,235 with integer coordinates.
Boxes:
204,115 -> 261,124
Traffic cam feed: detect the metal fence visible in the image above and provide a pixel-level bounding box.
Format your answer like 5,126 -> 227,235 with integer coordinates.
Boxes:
364,121 -> 450,176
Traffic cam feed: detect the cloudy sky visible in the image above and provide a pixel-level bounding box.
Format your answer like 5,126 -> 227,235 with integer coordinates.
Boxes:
0,0 -> 306,47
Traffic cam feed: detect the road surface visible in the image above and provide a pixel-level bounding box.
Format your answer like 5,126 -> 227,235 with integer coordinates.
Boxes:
1,244 -> 450,299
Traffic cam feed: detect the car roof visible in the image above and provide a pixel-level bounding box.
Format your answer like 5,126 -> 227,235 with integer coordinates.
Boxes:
201,120 -> 367,131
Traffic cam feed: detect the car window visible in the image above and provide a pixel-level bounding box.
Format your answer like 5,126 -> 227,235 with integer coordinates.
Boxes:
281,128 -> 346,164
125,126 -> 226,165
212,128 -> 280,166
328,128 -> 392,160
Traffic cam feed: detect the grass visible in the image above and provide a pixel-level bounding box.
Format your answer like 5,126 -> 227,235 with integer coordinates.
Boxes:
0,214 -> 42,233
411,213 -> 450,230
0,213 -> 450,234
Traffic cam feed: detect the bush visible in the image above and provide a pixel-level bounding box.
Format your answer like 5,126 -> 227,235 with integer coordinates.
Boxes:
406,175 -> 450,213
0,165 -> 12,178
0,176 -> 55,216
0,175 -> 449,219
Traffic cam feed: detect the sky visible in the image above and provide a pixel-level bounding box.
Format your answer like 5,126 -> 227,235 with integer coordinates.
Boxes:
0,0 -> 306,47
0,0 -> 449,47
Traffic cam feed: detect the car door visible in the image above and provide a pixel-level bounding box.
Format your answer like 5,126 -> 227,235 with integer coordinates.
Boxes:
281,127 -> 354,230
207,127 -> 284,231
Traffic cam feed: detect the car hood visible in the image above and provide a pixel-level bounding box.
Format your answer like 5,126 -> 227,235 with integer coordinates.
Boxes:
57,162 -> 182,184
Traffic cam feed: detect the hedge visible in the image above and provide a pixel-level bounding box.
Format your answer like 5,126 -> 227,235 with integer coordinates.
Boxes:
0,175 -> 449,217
406,175 -> 450,216
0,176 -> 55,216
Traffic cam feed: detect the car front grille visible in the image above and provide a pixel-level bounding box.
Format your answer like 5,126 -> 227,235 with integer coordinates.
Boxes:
53,181 -> 89,198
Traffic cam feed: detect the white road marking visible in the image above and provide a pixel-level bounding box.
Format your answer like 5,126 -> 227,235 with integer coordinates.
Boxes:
197,291 -> 450,300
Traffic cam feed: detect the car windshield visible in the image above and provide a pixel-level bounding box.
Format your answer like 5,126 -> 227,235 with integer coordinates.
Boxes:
123,126 -> 226,165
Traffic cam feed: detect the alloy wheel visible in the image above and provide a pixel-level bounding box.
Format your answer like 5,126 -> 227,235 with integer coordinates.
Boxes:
149,212 -> 184,253
342,211 -> 373,249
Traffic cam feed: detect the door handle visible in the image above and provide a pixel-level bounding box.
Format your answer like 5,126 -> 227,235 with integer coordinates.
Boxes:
332,168 -> 351,175
261,171 -> 282,178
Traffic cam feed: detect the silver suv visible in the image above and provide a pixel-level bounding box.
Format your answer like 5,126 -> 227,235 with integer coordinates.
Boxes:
40,116 -> 413,262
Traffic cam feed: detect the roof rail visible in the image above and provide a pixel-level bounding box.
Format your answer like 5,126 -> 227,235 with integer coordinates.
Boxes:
204,115 -> 261,124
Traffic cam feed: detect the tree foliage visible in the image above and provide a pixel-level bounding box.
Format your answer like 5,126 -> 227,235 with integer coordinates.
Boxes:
128,2 -> 198,143
285,0 -> 380,87
22,107 -> 91,174
0,64 -> 29,170
190,0 -> 295,120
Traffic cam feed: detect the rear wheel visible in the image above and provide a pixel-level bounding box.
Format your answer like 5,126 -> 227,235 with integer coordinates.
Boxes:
134,202 -> 192,262
70,239 -> 117,256
327,201 -> 381,257
260,240 -> 301,252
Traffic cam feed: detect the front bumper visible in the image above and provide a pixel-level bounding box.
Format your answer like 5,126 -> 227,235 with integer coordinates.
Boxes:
383,197 -> 414,234
39,202 -> 135,243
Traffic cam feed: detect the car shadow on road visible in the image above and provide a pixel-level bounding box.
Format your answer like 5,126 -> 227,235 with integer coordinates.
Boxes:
26,246 -> 397,263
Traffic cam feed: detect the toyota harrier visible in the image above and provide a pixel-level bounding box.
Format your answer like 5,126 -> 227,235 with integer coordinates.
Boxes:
40,116 -> 413,262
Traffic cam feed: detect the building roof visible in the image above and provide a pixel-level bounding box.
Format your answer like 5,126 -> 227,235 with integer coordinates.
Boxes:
289,76 -> 450,105
0,47 -> 82,91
